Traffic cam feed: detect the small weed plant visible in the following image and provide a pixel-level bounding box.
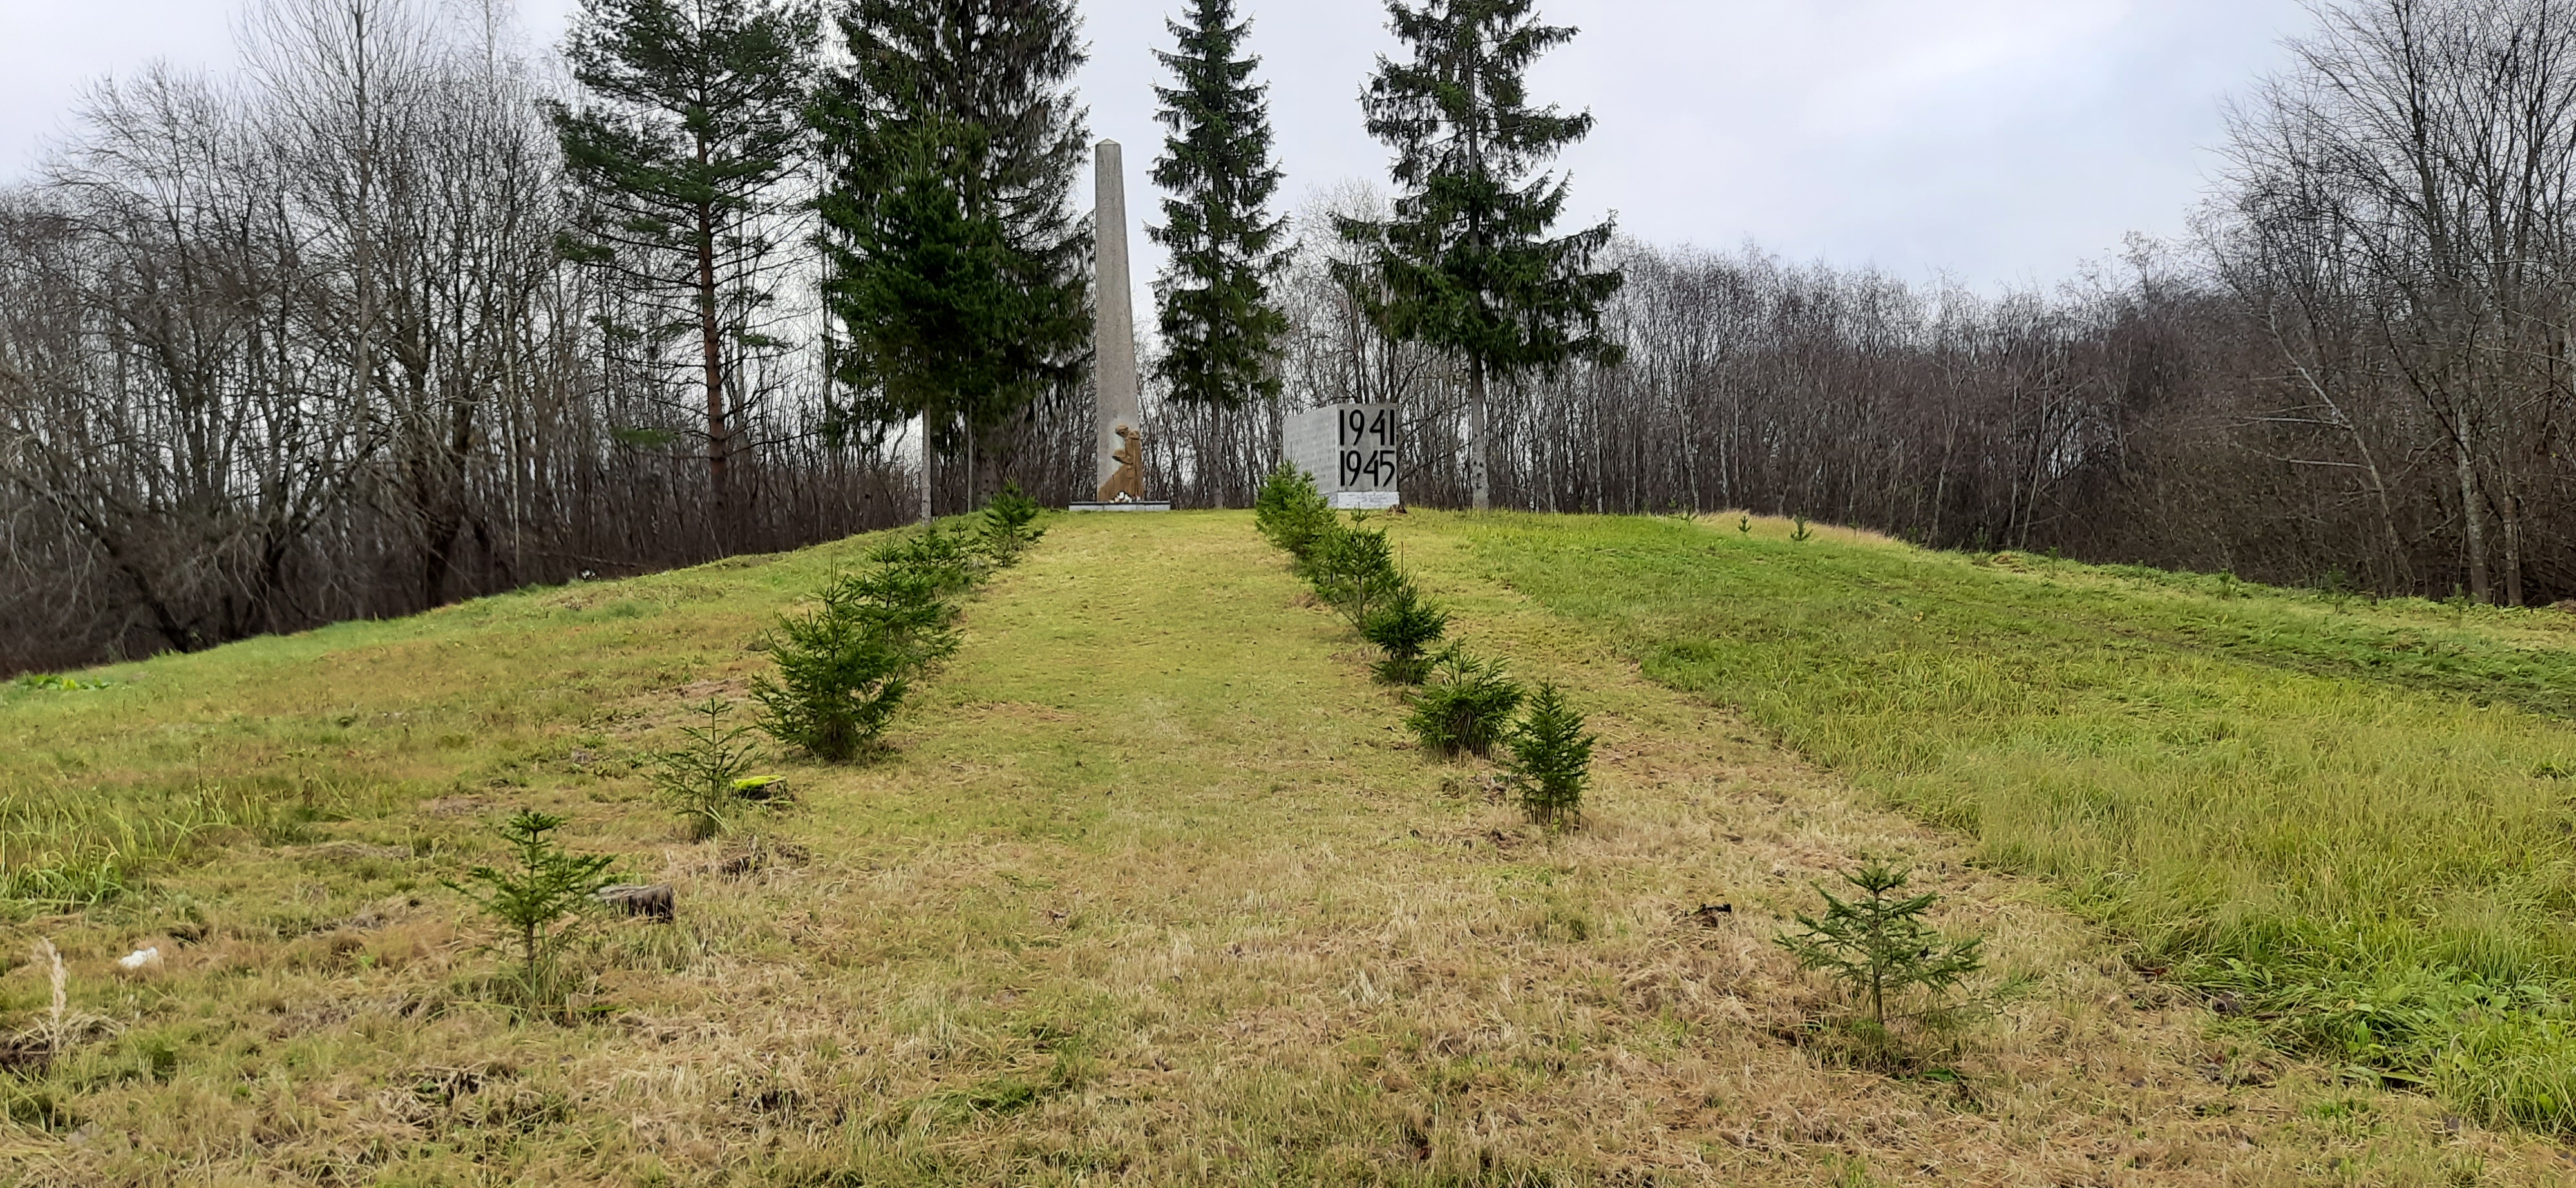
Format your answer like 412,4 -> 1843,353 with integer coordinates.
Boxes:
1789,515 -> 1814,543
12,673 -> 110,693
1776,863 -> 1984,1039
980,482 -> 1046,564
446,809 -> 618,1019
1406,649 -> 1524,757
648,698 -> 762,839
1254,463 -> 1336,562
1504,682 -> 1594,828
1361,581 -> 1451,684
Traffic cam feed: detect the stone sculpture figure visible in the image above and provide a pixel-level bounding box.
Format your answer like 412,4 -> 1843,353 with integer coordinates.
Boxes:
1095,425 -> 1148,503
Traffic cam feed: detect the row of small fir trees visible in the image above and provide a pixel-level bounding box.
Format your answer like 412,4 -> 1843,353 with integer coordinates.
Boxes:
451,491 -> 1047,1019
1253,467 -> 1593,828
1250,485 -> 1988,1055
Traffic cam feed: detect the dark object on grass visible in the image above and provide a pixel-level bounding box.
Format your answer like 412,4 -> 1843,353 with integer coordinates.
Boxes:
715,836 -> 808,878
596,883 -> 676,922
0,1031 -> 50,1074
1689,903 -> 1734,927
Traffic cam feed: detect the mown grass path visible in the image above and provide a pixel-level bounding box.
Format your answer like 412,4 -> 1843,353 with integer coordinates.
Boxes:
0,512 -> 2564,1185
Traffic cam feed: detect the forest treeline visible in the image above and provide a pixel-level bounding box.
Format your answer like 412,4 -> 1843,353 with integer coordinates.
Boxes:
0,1 -> 920,677
1168,0 -> 2576,606
2,0 -> 2570,676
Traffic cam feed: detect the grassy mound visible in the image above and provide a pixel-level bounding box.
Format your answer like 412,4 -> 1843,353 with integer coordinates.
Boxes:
0,510 -> 2566,1184
1467,512 -> 2576,1129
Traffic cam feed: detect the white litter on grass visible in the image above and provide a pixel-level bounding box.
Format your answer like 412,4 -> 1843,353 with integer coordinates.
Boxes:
117,946 -> 160,971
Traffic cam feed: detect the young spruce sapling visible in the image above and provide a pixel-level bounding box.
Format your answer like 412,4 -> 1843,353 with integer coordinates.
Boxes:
1774,863 -> 1984,1030
446,810 -> 618,1017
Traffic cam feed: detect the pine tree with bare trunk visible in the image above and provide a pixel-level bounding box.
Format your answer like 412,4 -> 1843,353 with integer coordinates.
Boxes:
552,0 -> 818,520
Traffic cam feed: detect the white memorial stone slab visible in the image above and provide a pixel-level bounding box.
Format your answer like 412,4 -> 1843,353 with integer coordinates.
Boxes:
1287,404 -> 1402,510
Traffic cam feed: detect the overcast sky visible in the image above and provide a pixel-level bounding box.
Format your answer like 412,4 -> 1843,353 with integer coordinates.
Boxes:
1,0 -> 2315,294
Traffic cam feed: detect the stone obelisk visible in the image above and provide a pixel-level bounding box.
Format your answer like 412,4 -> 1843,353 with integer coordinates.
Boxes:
1092,140 -> 1143,498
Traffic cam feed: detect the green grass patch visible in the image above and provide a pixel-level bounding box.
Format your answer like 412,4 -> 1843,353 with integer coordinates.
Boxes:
1461,512 -> 2576,1130
0,542 -> 869,917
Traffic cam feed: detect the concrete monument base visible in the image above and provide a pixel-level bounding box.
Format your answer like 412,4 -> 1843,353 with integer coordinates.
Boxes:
1066,501 -> 1173,513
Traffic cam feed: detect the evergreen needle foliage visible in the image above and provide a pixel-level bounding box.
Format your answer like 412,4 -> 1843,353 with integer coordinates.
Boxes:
648,698 -> 762,839
752,580 -> 914,762
1254,463 -> 1336,561
1338,0 -> 1624,511
869,522 -> 988,599
1406,647 -> 1524,757
1150,0 -> 1291,408
446,810 -> 618,1019
980,482 -> 1047,563
1307,521 -> 1405,630
1361,580 -> 1450,684
1504,681 -> 1593,827
1776,863 -> 1985,1030
752,537 -> 966,762
1790,515 -> 1814,542
553,0 -> 820,498
812,0 -> 1092,476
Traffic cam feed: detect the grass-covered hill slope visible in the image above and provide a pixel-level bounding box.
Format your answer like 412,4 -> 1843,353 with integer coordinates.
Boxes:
1464,516 -> 2576,1127
0,511 -> 2567,1185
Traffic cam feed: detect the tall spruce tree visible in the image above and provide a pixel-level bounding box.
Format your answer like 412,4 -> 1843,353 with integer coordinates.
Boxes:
553,0 -> 819,507
1337,0 -> 1622,512
812,0 -> 1092,510
1148,0 -> 1288,409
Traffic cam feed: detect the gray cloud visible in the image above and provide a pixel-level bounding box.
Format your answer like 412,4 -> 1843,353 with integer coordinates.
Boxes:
1,0 -> 2313,292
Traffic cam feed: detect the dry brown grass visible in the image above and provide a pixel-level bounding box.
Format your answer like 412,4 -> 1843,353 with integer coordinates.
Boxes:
0,511 -> 2560,1184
